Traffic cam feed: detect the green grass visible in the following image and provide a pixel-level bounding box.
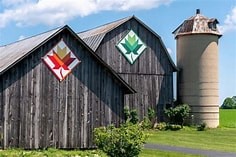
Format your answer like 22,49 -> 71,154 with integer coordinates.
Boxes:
140,149 -> 203,157
145,108 -> 236,153
220,109 -> 236,128
0,148 -> 204,157
146,127 -> 236,152
0,148 -> 106,157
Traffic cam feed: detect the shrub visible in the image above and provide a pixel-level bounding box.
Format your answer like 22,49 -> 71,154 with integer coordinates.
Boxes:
94,122 -> 147,157
141,116 -> 152,129
164,104 -> 190,127
197,122 -> 207,131
148,107 -> 156,128
166,124 -> 182,131
155,122 -> 167,131
148,107 -> 155,122
141,108 -> 157,129
124,106 -> 139,124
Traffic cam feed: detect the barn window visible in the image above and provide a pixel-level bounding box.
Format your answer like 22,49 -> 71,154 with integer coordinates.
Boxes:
208,21 -> 217,31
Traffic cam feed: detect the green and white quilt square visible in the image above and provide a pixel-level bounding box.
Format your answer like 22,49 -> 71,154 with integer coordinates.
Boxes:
116,30 -> 147,64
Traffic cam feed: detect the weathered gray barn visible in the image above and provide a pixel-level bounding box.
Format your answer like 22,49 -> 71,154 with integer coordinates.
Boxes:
78,16 -> 177,120
0,25 -> 135,149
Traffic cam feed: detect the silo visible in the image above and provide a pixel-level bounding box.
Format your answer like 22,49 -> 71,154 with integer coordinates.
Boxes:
173,9 -> 222,128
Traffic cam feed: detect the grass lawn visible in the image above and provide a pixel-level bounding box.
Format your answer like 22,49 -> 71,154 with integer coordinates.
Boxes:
220,109 -> 236,128
140,149 -> 204,157
0,148 -> 107,157
146,127 -> 236,152
146,109 -> 236,153
0,148 -> 204,157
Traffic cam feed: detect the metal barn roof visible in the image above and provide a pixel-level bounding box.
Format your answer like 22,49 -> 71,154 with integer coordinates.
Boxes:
0,25 -> 136,94
0,27 -> 62,74
173,9 -> 222,38
77,16 -> 178,71
78,16 -> 131,51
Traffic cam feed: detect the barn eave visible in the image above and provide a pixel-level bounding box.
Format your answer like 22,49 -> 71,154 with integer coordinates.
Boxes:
0,25 -> 136,94
77,15 -> 178,72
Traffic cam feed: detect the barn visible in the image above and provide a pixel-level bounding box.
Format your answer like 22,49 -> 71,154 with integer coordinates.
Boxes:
0,25 -> 135,149
78,16 -> 177,120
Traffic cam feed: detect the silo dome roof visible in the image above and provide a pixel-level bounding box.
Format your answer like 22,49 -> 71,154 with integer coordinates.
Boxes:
173,9 -> 222,38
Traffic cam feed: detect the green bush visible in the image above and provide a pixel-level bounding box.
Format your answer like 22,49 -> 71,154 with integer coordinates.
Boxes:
155,122 -> 167,131
166,124 -> 182,131
141,116 -> 152,129
197,122 -> 207,131
141,108 -> 157,129
124,106 -> 139,124
148,107 -> 155,122
148,107 -> 156,128
94,122 -> 147,157
164,104 -> 190,127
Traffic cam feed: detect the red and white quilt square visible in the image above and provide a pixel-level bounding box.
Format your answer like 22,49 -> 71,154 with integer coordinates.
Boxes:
42,39 -> 80,81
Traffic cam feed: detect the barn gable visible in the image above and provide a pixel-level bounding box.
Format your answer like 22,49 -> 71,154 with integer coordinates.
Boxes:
78,16 -> 177,120
78,16 -> 177,72
0,25 -> 135,149
0,27 -> 62,75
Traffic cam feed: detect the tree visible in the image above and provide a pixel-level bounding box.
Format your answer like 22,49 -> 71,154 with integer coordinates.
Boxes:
232,96 -> 236,102
221,97 -> 236,109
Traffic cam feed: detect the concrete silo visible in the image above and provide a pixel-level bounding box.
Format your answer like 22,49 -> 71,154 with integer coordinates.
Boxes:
173,9 -> 222,128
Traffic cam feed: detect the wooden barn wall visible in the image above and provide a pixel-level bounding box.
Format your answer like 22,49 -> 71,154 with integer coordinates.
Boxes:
96,19 -> 174,120
120,74 -> 173,120
0,77 -> 3,148
0,30 -> 126,149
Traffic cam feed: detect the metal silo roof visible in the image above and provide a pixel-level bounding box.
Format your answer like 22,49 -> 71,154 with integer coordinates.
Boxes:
173,9 -> 222,38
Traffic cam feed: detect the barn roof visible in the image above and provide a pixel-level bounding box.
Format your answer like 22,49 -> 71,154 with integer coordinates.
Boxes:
0,27 -> 62,74
0,25 -> 135,94
78,16 -> 131,51
77,16 -> 178,71
173,9 -> 222,38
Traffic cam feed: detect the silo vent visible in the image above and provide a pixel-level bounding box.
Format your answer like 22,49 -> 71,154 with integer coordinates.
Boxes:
196,9 -> 200,14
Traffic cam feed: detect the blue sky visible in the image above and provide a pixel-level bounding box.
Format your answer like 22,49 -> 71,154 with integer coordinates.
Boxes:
0,0 -> 235,105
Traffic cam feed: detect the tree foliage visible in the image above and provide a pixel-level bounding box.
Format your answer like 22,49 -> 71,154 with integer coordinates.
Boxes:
221,97 -> 236,109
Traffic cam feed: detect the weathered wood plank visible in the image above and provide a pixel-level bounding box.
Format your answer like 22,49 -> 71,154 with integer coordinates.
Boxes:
0,76 -> 2,148
0,30 -> 128,149
94,18 -> 175,122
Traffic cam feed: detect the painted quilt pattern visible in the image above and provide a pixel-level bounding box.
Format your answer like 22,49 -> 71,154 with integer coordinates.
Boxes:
42,39 -> 80,81
116,30 -> 146,64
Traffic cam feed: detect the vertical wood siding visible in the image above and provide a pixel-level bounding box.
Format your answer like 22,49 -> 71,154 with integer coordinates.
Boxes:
0,77 -> 3,148
96,19 -> 174,120
0,30 -> 126,149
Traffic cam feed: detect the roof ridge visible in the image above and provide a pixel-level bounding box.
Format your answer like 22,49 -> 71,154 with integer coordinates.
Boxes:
77,16 -> 132,37
0,26 -> 64,48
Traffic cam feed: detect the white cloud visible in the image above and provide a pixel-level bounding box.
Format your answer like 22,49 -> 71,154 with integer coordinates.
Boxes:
0,0 -> 172,28
1,0 -> 33,7
18,35 -> 25,40
219,6 -> 236,33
